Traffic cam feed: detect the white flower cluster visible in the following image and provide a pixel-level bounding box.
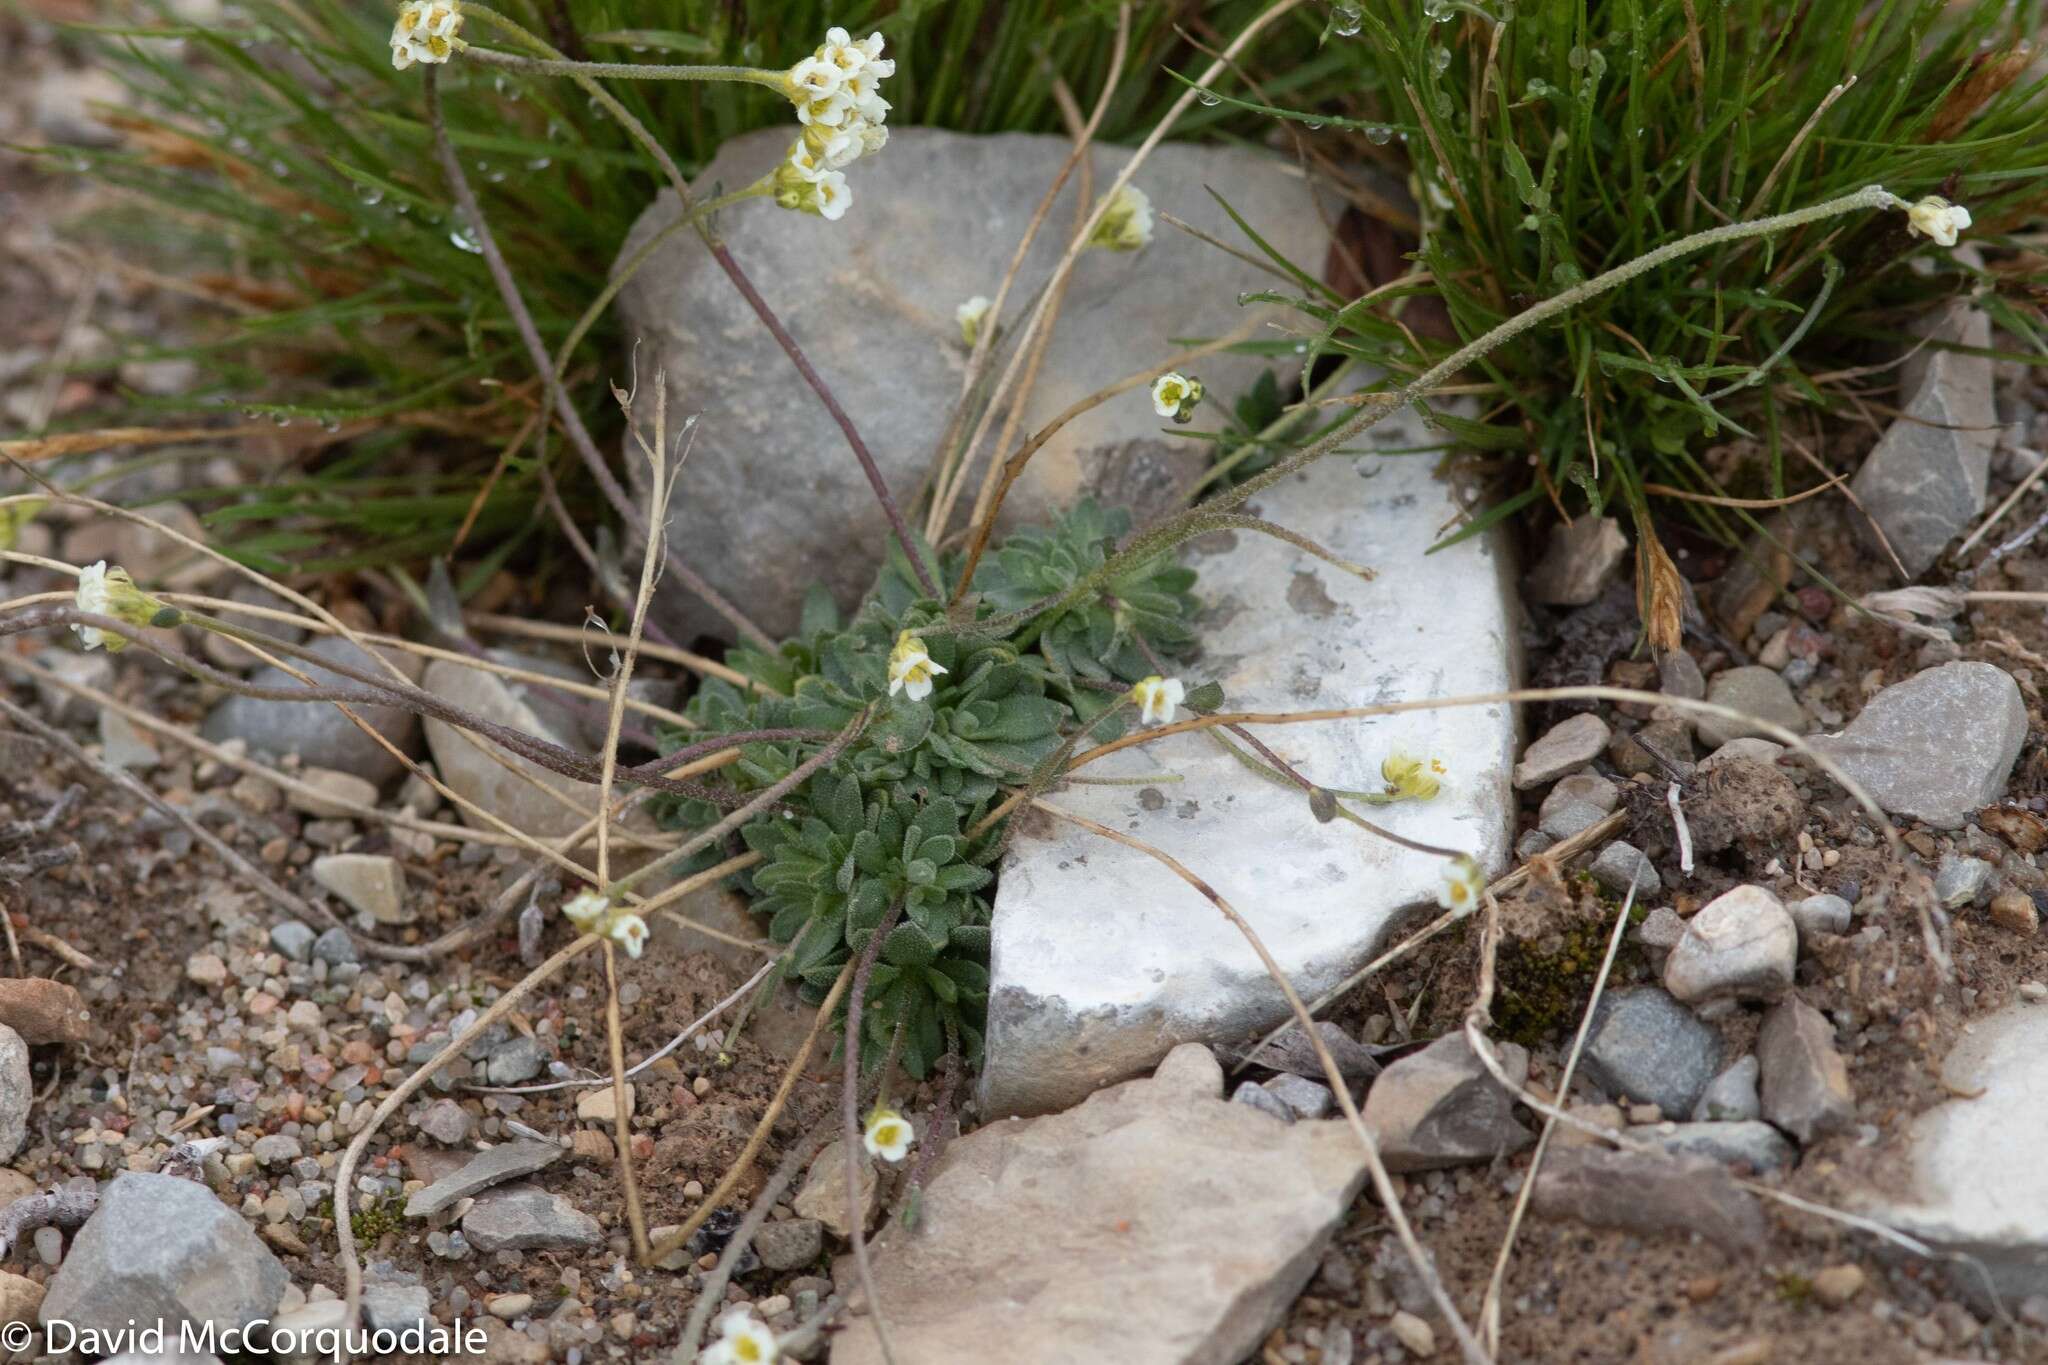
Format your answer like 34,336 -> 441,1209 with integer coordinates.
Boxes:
562,890 -> 649,959
773,28 -> 894,221
390,0 -> 463,70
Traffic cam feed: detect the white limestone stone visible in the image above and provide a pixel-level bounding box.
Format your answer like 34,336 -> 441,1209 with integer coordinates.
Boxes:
1866,1005 -> 2048,1305
979,428 -> 1517,1116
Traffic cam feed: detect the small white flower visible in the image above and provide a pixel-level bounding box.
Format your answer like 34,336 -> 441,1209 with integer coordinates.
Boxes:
1905,195 -> 1972,248
1381,750 -> 1446,801
863,1107 -> 914,1163
857,122 -> 889,156
562,890 -> 610,929
607,913 -> 649,960
795,87 -> 853,129
72,561 -> 115,652
1436,856 -> 1484,917
706,1309 -> 779,1365
813,171 -> 852,221
789,56 -> 844,102
786,141 -> 827,182
390,0 -> 463,70
1150,372 -> 1205,423
956,295 -> 992,347
1151,372 -> 1196,419
1087,185 -> 1154,251
810,127 -> 862,170
887,631 -> 947,701
71,560 -> 166,651
852,89 -> 891,127
1130,675 -> 1186,726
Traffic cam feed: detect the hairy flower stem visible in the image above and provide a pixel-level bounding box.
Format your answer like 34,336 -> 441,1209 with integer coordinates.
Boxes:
462,46 -> 789,90
965,185 -> 1908,642
463,6 -> 941,599
419,68 -> 774,649
842,896 -> 908,1365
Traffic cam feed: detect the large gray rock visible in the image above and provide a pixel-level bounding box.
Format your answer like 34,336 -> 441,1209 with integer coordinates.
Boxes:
1581,988 -> 1721,1118
200,635 -> 424,785
40,1173 -> 286,1338
1860,1004 -> 2048,1306
1849,300 -> 1995,577
1361,1032 -> 1533,1172
616,127 -> 1346,641
831,1044 -> 1368,1365
978,440 -> 1517,1116
1807,662 -> 2026,829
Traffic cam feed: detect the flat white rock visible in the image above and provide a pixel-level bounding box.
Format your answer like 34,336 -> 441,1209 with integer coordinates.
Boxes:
980,431 -> 1517,1116
1866,1004 -> 2048,1304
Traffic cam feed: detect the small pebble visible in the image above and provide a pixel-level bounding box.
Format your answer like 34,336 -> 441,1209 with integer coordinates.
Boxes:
1811,1264 -> 1865,1307
1388,1310 -> 1436,1357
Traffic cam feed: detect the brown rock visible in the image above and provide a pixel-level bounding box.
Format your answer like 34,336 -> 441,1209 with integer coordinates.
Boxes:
0,978 -> 92,1043
0,1170 -> 37,1213
1531,1146 -> 1768,1254
791,1139 -> 877,1238
1978,805 -> 2048,855
570,1130 -> 614,1164
260,1222 -> 309,1256
1989,890 -> 2039,935
829,1044 -> 1369,1365
1555,1103 -> 1624,1151
575,1083 -> 634,1123
1758,997 -> 1855,1145
0,1270 -> 41,1325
